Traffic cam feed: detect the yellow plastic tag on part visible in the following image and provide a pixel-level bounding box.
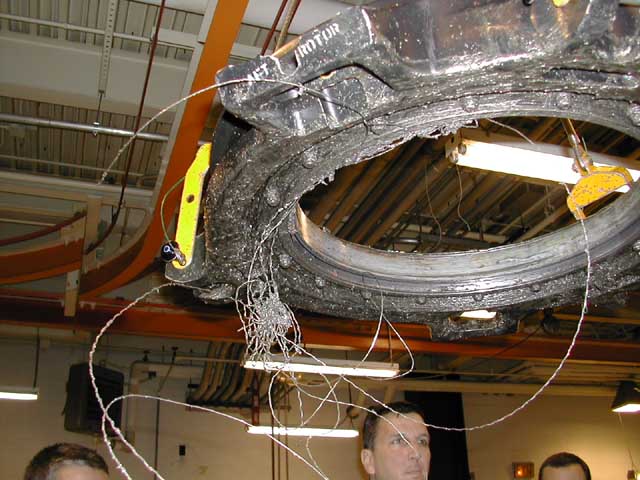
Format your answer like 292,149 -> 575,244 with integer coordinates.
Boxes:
172,143 -> 211,269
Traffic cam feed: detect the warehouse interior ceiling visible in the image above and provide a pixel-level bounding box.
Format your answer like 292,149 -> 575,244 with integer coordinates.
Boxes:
0,0 -> 639,397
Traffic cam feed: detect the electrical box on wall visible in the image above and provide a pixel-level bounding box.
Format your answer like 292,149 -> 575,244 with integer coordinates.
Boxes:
512,462 -> 534,479
64,362 -> 124,435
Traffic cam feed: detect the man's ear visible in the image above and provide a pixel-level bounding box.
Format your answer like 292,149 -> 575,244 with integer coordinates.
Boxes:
361,448 -> 375,476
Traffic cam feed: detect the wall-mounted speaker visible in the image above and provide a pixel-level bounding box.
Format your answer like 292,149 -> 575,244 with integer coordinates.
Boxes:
64,362 -> 124,435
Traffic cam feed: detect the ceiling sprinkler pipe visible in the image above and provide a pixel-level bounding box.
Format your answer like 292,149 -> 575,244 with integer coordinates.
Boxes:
136,0 -> 349,34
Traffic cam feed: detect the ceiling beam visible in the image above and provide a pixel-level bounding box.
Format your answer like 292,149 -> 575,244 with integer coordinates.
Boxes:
0,290 -> 638,365
339,141 -> 424,240
324,149 -> 398,233
354,379 -> 616,397
350,145 -> 431,245
0,31 -> 187,117
363,153 -> 451,247
514,203 -> 569,242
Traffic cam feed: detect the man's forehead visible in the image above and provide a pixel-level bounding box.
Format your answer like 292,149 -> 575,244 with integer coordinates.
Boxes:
378,412 -> 428,435
541,464 -> 587,480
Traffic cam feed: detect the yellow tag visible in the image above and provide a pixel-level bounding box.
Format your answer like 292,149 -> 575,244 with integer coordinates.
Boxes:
172,143 -> 211,269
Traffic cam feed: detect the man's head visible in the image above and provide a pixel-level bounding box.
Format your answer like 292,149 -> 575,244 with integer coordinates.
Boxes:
360,401 -> 430,480
24,443 -> 109,480
539,452 -> 591,480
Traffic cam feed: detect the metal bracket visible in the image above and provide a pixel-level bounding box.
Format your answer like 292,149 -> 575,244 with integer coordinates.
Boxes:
567,165 -> 634,220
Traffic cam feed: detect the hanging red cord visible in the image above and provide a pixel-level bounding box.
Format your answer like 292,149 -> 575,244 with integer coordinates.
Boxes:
0,210 -> 86,248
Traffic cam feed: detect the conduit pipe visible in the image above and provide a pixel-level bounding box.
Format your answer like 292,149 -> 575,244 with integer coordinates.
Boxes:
0,13 -> 162,45
202,342 -> 232,401
230,368 -> 256,403
190,342 -> 219,402
0,113 -> 167,142
260,0 -> 289,55
212,344 -> 245,403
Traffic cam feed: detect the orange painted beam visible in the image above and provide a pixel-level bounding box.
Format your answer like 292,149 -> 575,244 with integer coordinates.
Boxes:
0,0 -> 247,288
79,0 -> 248,297
1,290 -> 639,365
74,0 -> 249,297
0,239 -> 82,284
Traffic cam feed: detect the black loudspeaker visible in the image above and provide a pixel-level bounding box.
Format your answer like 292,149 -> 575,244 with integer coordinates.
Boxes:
64,362 -> 124,435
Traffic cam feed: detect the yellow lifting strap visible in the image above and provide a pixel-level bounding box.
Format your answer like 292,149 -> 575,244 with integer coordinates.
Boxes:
567,165 -> 633,220
172,142 -> 211,269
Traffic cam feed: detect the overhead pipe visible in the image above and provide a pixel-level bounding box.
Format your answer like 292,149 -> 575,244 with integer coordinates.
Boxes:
354,379 -> 617,397
189,342 -> 219,402
273,0 -> 301,51
230,366 -> 256,403
212,343 -> 245,403
202,342 -> 232,401
260,0 -> 289,55
0,13 -> 260,59
136,0 -> 348,34
0,171 -> 153,202
0,154 -> 147,179
2,2 -> 350,35
0,13 -> 159,45
208,344 -> 237,402
0,113 -> 167,142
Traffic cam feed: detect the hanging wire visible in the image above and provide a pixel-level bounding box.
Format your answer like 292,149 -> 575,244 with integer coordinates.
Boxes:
160,176 -> 185,241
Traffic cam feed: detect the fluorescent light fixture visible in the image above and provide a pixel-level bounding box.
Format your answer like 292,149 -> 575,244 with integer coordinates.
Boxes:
459,310 -> 497,320
243,354 -> 399,378
611,381 -> 640,413
247,425 -> 359,438
454,136 -> 640,192
0,386 -> 39,401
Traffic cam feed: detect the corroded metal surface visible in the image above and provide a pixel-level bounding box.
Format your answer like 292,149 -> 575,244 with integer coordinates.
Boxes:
168,0 -> 640,340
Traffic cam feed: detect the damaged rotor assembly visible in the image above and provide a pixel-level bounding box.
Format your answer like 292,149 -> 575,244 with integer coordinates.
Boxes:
166,0 -> 640,340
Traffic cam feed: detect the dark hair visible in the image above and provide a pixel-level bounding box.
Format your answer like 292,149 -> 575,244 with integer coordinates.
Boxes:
362,401 -> 425,450
24,443 -> 109,480
539,452 -> 591,480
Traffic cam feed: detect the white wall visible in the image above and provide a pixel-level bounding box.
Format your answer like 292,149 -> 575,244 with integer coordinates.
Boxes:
464,392 -> 640,480
0,334 -> 363,480
3,331 -> 639,480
